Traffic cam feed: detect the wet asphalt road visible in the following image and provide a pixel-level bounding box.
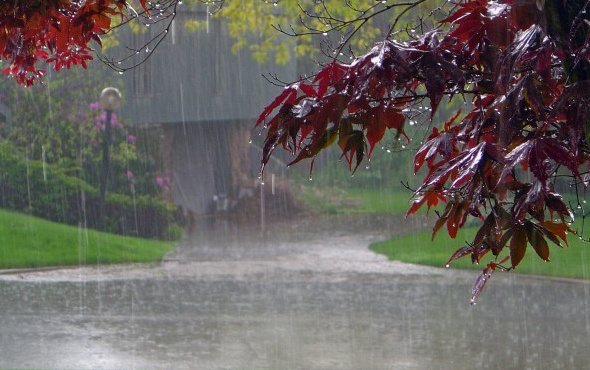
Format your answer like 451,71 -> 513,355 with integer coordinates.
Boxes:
0,215 -> 589,370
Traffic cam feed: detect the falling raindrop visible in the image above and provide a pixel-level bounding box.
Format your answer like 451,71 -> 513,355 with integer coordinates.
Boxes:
206,4 -> 210,33
41,145 -> 47,182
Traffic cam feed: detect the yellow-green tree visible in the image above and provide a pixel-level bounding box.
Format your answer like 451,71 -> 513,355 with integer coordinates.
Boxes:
183,0 -> 445,65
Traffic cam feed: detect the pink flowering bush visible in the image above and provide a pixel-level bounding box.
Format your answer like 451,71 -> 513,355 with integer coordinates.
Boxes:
74,102 -> 164,198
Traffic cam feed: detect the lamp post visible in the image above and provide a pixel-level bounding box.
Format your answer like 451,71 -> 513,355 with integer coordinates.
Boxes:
98,87 -> 122,231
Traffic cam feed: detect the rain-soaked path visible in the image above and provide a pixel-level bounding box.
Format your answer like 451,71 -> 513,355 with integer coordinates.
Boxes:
0,214 -> 589,369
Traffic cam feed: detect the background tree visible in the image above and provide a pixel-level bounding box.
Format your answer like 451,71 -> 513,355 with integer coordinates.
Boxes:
0,63 -> 116,162
0,60 -> 160,194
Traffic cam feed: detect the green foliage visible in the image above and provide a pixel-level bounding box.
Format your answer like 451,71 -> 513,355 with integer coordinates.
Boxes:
185,0 -> 445,65
102,192 -> 180,238
0,209 -> 175,269
0,61 -> 120,162
0,143 -> 180,239
0,62 -> 158,196
73,104 -> 163,198
0,143 -> 90,222
0,60 -> 171,230
164,223 -> 185,241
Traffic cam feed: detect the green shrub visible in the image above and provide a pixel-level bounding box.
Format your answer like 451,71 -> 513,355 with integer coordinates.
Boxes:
164,223 -> 185,241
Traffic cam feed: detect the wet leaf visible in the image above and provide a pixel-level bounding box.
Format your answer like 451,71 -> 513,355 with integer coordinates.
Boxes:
312,61 -> 348,98
257,85 -> 298,126
541,221 -> 572,247
509,224 -> 527,268
338,130 -> 365,173
406,191 -> 446,216
545,192 -> 573,219
446,244 -> 474,267
525,221 -> 550,261
471,265 -> 492,305
500,138 -> 580,186
414,128 -> 457,173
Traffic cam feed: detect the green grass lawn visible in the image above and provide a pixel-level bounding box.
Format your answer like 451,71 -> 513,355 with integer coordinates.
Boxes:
299,185 -> 414,215
0,209 -> 176,269
370,226 -> 590,279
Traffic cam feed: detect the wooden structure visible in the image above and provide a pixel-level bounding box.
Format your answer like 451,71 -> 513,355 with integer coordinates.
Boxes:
119,9 -> 296,214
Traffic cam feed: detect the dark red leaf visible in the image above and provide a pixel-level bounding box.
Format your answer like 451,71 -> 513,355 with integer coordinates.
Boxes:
446,244 -> 474,267
420,142 -> 487,192
509,224 -> 527,268
541,221 -> 572,247
495,227 -> 513,257
525,221 -> 550,261
473,213 -> 495,248
500,138 -> 580,186
406,191 -> 446,216
496,25 -> 545,92
545,192 -> 573,219
446,203 -> 461,239
256,85 -> 298,127
414,128 -> 457,173
431,201 -> 454,240
338,130 -> 365,173
313,61 -> 348,98
530,223 -> 560,248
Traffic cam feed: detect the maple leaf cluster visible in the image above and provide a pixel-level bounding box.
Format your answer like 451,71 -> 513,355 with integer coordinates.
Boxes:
0,0 -> 149,85
258,0 -> 590,303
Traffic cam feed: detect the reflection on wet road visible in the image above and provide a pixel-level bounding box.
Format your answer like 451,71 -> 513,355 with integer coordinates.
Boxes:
0,215 -> 589,369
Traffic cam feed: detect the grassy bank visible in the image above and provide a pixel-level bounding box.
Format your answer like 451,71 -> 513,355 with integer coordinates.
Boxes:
299,186 -> 413,215
0,209 -> 175,269
370,227 -> 590,279
298,182 -> 589,279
